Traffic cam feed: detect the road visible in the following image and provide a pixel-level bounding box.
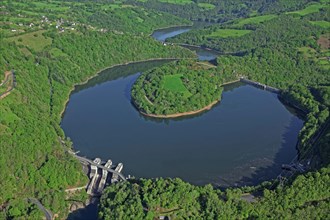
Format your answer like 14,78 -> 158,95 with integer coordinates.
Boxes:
27,198 -> 53,220
0,70 -> 16,99
69,152 -> 127,181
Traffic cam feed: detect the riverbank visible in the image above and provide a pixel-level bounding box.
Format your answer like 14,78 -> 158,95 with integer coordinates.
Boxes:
135,79 -> 241,119
139,100 -> 219,118
149,24 -> 193,37
60,57 -> 195,118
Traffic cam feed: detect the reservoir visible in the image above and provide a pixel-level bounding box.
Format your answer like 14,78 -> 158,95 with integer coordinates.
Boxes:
152,25 -> 219,61
61,60 -> 303,186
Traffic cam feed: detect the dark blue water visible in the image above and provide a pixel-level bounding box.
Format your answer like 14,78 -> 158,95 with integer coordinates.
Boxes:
61,60 -> 303,187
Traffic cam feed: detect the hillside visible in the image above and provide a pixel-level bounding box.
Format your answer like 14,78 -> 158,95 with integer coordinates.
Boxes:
0,1 -> 194,218
0,0 -> 329,219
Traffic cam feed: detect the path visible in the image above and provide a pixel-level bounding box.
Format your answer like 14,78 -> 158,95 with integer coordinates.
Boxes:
27,198 -> 53,220
0,71 -> 16,99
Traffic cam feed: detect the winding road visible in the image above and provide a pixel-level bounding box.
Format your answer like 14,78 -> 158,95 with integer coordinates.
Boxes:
27,198 -> 53,220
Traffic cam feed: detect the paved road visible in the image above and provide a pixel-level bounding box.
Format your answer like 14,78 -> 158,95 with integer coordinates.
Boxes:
27,198 -> 53,220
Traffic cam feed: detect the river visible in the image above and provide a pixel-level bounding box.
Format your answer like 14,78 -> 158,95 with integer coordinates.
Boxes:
62,26 -> 303,187
152,25 -> 220,61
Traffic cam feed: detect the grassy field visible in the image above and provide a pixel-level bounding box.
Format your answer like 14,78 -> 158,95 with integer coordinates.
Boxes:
7,30 -> 52,52
162,74 -> 191,97
101,4 -> 123,10
298,46 -> 330,70
158,0 -> 192,5
310,21 -> 330,29
233,15 -> 277,27
50,48 -> 68,58
32,1 -> 70,11
198,3 -> 215,10
208,29 -> 251,38
287,3 -> 328,16
298,47 -> 317,58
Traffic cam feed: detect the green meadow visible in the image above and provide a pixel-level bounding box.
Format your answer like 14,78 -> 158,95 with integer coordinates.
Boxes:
287,3 -> 328,16
162,74 -> 191,97
198,3 -> 216,10
158,0 -> 193,5
7,30 -> 52,52
310,21 -> 330,29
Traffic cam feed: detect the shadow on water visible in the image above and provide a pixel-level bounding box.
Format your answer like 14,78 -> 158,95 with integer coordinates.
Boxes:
67,198 -> 99,220
72,60 -> 174,94
216,112 -> 302,188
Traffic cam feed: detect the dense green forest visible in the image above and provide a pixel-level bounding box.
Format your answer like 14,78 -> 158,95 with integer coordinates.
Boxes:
169,6 -> 330,163
128,0 -> 316,22
99,167 -> 330,219
131,60 -> 237,116
0,0 -> 329,219
0,0 -> 194,218
100,1 -> 330,219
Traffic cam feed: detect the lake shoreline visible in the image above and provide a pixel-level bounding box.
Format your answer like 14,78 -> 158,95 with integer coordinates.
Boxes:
134,79 -> 241,119
138,99 -> 220,119
60,57 -> 195,118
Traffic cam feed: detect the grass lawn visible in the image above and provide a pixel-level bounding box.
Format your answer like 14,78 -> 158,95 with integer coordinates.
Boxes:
198,3 -> 215,10
298,47 -> 317,58
208,29 -> 251,38
32,1 -> 69,11
233,15 -> 277,27
50,48 -> 68,58
287,3 -> 328,16
162,74 -> 191,97
158,0 -> 192,5
101,4 -> 122,10
310,21 -> 330,29
318,59 -> 330,70
7,30 -> 52,52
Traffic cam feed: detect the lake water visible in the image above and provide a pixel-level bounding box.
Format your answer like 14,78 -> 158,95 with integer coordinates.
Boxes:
61,60 -> 303,187
151,26 -> 219,61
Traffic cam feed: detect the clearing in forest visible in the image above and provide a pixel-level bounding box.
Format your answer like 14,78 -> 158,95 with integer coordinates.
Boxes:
161,74 -> 191,97
310,21 -> 330,29
198,3 -> 215,10
7,30 -> 52,52
286,3 -> 328,16
158,0 -> 192,5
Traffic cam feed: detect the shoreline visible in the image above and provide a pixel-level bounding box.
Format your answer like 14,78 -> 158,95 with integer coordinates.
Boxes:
59,57 -> 195,118
149,24 -> 193,37
135,79 -> 241,119
139,100 -> 219,118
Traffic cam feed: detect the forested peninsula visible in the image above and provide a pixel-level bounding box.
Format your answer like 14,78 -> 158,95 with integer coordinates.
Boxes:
131,60 -> 225,117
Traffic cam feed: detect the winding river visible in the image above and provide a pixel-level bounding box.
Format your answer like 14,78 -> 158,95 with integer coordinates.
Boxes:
62,26 -> 303,187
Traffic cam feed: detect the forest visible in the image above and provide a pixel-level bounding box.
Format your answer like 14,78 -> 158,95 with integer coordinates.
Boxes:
99,167 -> 330,219
100,1 -> 330,218
168,8 -> 330,164
0,0 -> 329,219
128,0 -> 315,22
131,60 -> 236,116
0,1 -> 194,218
